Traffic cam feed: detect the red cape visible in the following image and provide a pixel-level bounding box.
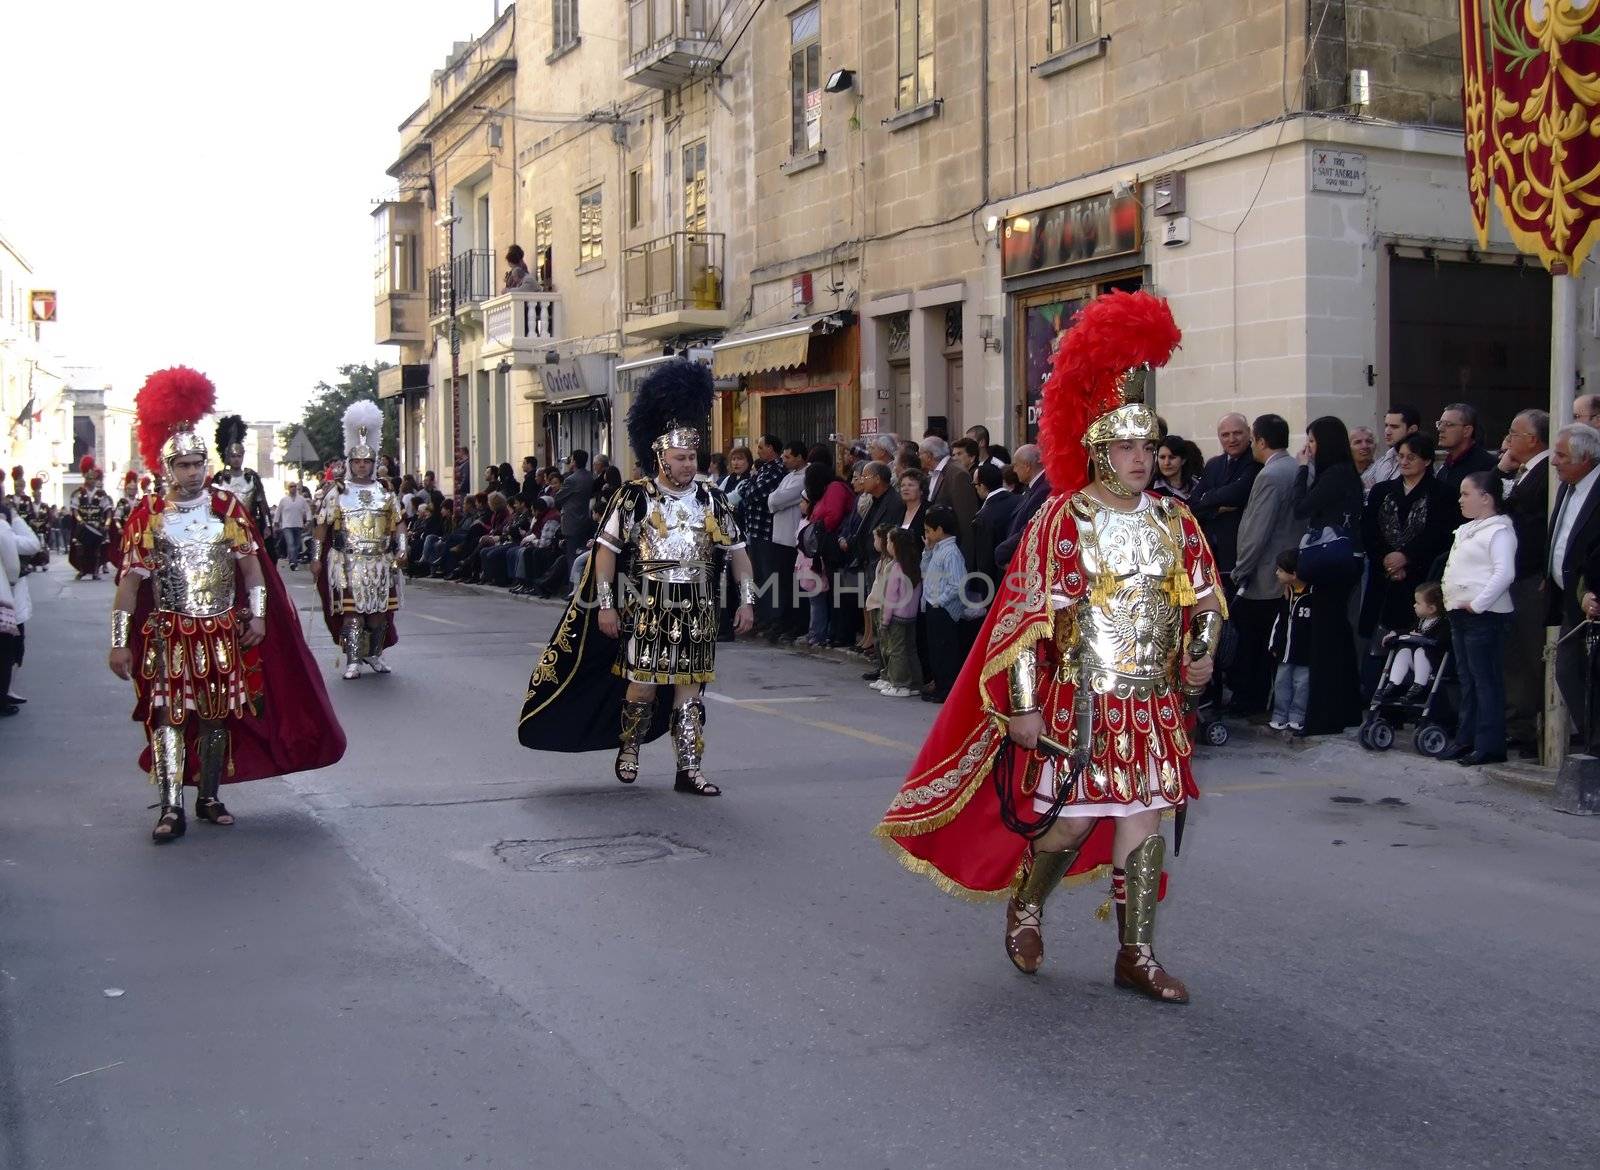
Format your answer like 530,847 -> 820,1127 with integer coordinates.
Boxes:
124,491 -> 347,783
874,492 -> 1216,901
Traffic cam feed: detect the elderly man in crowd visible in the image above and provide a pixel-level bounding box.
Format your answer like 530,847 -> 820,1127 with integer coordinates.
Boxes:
1436,402 -> 1498,502
1549,423 -> 1600,753
971,462 -> 1019,597
1350,426 -> 1377,496
1497,409 -> 1551,753
994,442 -> 1049,569
919,436 -> 978,561
1575,394 -> 1599,428
1229,414 -> 1300,716
765,441 -> 808,641
553,450 -> 595,577
1366,403 -> 1422,491
1189,411 -> 1262,580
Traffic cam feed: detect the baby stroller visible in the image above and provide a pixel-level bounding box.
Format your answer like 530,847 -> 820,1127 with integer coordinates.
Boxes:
1191,616 -> 1238,748
1358,631 -> 1454,757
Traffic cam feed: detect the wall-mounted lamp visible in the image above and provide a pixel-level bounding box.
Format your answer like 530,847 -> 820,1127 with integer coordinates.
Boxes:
979,314 -> 1002,354
983,214 -> 1001,234
545,349 -> 561,365
824,69 -> 855,94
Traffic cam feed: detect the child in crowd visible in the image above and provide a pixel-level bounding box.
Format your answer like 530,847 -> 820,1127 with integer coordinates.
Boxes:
864,524 -> 895,687
1268,547 -> 1314,735
875,527 -> 923,698
1376,581 -> 1450,705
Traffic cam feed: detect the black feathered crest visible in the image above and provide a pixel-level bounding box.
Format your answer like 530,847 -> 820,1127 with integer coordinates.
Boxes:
215,414 -> 247,459
626,359 -> 714,471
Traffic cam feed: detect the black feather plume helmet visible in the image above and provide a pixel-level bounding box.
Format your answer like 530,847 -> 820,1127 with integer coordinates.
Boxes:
626,359 -> 714,472
215,414 -> 247,460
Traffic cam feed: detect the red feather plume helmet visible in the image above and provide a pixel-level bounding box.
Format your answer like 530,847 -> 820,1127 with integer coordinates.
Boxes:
78,454 -> 97,476
135,366 -> 216,471
1036,289 -> 1182,496
9,465 -> 22,481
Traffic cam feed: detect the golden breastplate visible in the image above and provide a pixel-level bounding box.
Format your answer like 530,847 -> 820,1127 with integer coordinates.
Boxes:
338,485 -> 393,554
154,501 -> 235,617
1062,498 -> 1183,698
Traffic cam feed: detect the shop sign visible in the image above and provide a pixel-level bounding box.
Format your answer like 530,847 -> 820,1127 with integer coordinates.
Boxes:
539,362 -> 587,400
1310,149 -> 1366,196
1002,191 -> 1142,278
859,416 -> 879,435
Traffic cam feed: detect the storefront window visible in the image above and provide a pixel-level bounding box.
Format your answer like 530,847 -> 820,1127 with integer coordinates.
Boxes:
1015,275 -> 1142,442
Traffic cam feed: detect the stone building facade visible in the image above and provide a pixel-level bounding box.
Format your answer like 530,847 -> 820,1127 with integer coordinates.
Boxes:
376,1 -> 1597,468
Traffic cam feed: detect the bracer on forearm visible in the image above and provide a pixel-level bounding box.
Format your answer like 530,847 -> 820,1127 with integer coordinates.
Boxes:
1008,652 -> 1041,715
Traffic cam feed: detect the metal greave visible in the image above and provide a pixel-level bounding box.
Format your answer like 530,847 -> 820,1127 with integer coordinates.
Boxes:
671,699 -> 706,774
151,723 -> 186,811
1120,833 -> 1165,947
196,725 -> 229,801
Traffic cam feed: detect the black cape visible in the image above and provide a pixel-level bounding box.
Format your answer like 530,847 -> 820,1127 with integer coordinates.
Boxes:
516,541 -> 675,753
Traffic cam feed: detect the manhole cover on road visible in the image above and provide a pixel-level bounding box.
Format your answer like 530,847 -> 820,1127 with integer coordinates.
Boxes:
493,832 -> 707,871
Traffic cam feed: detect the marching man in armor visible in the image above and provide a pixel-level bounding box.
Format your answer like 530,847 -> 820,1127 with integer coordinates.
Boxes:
69,456 -> 115,579
519,360 -> 755,796
212,414 -> 275,559
108,367 -> 344,843
876,291 -> 1225,1003
312,401 -> 405,680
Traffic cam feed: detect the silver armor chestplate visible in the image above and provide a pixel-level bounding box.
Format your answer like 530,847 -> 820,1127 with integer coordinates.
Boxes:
636,488 -> 715,584
154,497 -> 236,617
1064,497 -> 1183,699
328,481 -> 399,612
335,483 -> 397,556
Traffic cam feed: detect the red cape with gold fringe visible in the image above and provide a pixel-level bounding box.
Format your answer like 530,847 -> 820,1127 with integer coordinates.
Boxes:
874,490 -> 1221,901
122,490 -> 347,783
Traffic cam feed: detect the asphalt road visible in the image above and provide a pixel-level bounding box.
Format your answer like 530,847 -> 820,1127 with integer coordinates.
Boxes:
4,568 -> 1599,1170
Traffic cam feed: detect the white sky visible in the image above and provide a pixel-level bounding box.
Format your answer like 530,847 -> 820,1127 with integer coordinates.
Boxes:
2,0 -> 502,420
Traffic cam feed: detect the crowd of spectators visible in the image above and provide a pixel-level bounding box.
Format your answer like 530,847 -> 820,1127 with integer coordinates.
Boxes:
372,395 -> 1600,760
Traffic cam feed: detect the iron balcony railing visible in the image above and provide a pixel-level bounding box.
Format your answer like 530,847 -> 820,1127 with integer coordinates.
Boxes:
623,231 -> 725,319
628,0 -> 720,62
427,249 -> 495,318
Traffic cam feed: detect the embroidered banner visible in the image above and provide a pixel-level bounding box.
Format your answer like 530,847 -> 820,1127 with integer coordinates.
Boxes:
1461,0 -> 1600,271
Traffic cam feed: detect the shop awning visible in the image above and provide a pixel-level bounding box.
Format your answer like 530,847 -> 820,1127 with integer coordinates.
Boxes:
711,313 -> 846,378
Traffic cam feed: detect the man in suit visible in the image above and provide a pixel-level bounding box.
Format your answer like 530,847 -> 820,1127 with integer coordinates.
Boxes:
844,460 -> 903,669
1497,409 -> 1550,752
971,462 -> 1021,601
995,443 -> 1050,570
1575,394 -> 1599,427
1548,423 -> 1600,752
920,436 -> 978,561
1227,414 -> 1299,715
1188,412 -> 1261,577
552,449 -> 595,577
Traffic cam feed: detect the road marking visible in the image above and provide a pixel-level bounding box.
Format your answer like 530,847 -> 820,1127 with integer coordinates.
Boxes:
705,693 -> 824,705
730,698 -> 916,751
410,612 -> 465,627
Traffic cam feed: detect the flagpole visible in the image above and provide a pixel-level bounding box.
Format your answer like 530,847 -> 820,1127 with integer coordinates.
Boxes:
1545,263 -> 1578,767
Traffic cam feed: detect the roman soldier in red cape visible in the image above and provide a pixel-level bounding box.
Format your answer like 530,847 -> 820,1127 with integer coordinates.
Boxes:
108,365 -> 346,843
875,290 -> 1226,1003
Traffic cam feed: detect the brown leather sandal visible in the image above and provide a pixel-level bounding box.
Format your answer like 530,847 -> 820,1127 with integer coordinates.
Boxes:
1005,897 -> 1044,974
1114,946 -> 1190,1004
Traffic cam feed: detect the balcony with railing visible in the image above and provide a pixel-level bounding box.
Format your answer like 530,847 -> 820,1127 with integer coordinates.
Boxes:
481,281 -> 562,361
623,231 -> 728,339
625,0 -> 723,89
427,249 -> 496,321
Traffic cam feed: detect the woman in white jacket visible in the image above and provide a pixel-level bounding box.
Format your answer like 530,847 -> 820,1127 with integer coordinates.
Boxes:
1440,470 -> 1518,766
0,502 -> 42,713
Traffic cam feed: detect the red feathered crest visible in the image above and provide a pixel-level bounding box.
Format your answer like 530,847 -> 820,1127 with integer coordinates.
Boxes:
135,366 -> 216,471
1036,289 -> 1182,496
9,465 -> 22,480
78,454 -> 97,475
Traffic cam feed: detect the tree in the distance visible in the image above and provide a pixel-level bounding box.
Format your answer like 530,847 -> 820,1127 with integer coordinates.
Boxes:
278,363 -> 397,474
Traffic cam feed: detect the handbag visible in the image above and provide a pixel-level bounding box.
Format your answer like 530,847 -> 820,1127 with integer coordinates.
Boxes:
1297,523 -> 1363,588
